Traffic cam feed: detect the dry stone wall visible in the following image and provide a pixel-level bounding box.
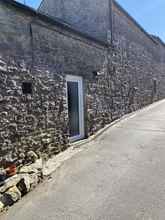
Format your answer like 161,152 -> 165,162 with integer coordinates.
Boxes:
0,1 -> 165,163
0,60 -> 69,162
112,3 -> 165,108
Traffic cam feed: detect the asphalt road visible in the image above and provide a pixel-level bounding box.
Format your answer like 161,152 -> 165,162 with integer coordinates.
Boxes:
2,100 -> 165,220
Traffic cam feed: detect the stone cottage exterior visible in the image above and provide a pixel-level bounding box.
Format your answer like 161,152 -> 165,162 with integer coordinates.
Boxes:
0,0 -> 165,163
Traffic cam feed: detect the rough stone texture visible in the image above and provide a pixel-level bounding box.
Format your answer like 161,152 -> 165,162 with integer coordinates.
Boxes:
0,201 -> 4,212
0,61 -> 69,161
112,2 -> 165,110
0,0 -> 165,162
17,175 -> 31,195
0,158 -> 44,212
0,175 -> 21,194
4,186 -> 21,203
0,185 -> 21,208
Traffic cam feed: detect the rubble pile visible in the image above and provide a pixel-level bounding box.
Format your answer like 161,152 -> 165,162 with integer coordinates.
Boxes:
0,152 -> 44,213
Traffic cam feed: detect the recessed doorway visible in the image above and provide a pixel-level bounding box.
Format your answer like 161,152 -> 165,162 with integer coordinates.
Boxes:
66,75 -> 85,142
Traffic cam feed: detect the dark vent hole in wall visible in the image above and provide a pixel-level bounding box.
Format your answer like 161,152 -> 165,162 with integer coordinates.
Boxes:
153,79 -> 157,94
22,82 -> 32,94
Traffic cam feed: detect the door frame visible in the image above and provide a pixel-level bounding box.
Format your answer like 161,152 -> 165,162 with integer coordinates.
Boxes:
66,75 -> 85,142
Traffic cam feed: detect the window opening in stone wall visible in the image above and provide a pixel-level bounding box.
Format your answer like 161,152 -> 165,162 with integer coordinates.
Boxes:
153,79 -> 157,94
22,82 -> 32,94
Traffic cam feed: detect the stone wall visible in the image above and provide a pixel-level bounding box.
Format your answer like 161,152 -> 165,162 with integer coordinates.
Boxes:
0,1 -> 108,162
0,0 -> 165,163
0,59 -> 69,162
0,2 -> 70,161
83,2 -> 165,136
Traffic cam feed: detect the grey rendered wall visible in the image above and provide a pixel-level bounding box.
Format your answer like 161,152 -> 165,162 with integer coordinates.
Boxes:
0,2 -> 32,67
39,0 -> 110,41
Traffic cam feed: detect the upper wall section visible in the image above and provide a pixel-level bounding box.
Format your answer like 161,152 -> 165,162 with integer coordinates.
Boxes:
0,0 -> 106,75
0,1 -> 32,65
112,1 -> 162,61
39,0 -> 110,41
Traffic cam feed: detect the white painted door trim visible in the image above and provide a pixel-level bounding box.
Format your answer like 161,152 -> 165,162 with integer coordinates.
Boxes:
66,75 -> 85,142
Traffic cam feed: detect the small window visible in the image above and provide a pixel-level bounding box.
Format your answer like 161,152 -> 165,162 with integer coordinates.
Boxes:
22,82 -> 32,94
153,78 -> 157,94
92,70 -> 98,77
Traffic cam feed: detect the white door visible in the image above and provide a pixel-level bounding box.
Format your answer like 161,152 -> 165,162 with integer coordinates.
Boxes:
66,75 -> 85,142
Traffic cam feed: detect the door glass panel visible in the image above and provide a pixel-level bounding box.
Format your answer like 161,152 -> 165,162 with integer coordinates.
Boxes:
67,81 -> 80,137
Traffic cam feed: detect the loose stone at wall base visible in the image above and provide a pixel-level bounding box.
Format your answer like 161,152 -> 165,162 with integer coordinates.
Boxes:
17,175 -> 31,195
0,158 -> 44,212
0,175 -> 21,194
4,186 -> 21,204
0,201 -> 4,212
0,186 -> 21,207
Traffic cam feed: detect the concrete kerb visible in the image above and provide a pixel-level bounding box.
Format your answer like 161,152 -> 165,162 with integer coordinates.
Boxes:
43,98 -> 165,177
0,99 -> 164,213
72,99 -> 165,148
